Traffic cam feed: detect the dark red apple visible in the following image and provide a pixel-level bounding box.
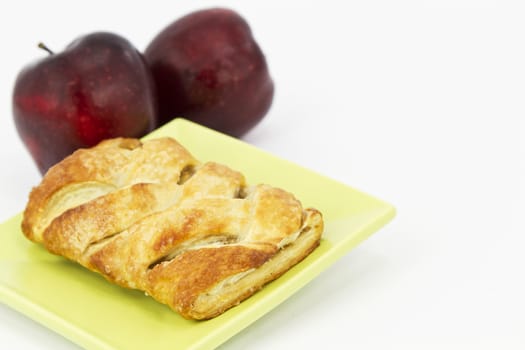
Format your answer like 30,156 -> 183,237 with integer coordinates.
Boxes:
144,8 -> 274,137
13,32 -> 157,175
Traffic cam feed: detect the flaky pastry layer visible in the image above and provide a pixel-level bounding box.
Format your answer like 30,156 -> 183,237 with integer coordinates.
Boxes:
21,137 -> 323,320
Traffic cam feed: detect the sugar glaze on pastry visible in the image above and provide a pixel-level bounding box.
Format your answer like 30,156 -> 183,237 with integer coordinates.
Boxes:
21,137 -> 323,320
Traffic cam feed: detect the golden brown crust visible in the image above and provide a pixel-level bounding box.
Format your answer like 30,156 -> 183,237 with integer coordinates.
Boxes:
148,245 -> 276,315
21,137 -> 324,320
22,138 -> 199,242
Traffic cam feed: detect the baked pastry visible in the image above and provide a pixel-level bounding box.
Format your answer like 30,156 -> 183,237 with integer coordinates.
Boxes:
21,137 -> 323,320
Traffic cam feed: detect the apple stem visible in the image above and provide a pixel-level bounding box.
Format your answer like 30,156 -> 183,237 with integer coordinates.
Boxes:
38,42 -> 54,55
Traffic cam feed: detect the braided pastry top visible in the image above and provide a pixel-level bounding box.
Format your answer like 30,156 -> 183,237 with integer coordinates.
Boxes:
22,137 -> 323,319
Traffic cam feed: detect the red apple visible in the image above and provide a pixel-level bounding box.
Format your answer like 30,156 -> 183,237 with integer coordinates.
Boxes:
144,8 -> 274,137
13,32 -> 157,175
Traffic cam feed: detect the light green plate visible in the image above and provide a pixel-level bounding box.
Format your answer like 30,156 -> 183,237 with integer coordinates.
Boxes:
0,119 -> 395,350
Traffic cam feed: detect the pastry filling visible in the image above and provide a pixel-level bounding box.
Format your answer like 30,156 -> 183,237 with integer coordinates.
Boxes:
147,234 -> 239,270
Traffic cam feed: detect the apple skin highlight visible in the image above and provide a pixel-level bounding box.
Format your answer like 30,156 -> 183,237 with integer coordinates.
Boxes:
13,32 -> 157,175
144,8 -> 274,138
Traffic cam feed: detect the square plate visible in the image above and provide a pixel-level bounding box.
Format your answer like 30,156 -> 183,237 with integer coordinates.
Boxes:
0,118 -> 395,350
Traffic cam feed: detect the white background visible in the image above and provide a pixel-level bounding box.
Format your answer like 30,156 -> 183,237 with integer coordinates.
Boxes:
0,1 -> 524,349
